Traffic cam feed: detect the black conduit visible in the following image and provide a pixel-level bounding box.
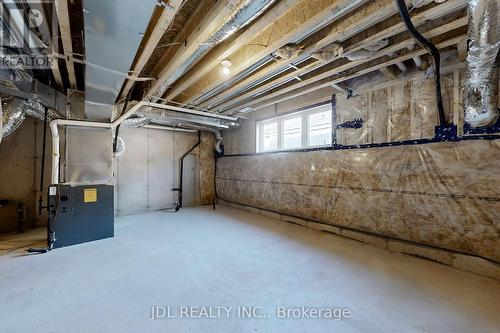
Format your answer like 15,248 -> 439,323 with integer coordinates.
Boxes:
178,131 -> 201,208
38,106 -> 48,215
395,0 -> 446,126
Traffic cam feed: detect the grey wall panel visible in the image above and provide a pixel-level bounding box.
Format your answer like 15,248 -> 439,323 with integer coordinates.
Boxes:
116,128 -> 149,216
147,129 -> 175,211
116,128 -> 200,216
182,154 -> 197,207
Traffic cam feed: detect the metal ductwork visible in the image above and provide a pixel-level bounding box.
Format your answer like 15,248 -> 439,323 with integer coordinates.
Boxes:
464,0 -> 499,128
1,97 -> 58,139
137,110 -> 237,129
122,114 -> 151,128
83,0 -> 158,120
1,97 -> 25,139
152,0 -> 276,101
114,136 -> 126,158
208,128 -> 224,153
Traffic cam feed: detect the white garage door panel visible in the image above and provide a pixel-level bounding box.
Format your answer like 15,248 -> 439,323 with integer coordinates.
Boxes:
117,128 -> 149,215
116,127 -> 178,216
148,130 -> 175,211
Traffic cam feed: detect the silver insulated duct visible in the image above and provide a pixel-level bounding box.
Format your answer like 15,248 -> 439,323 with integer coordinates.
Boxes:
1,97 -> 58,139
464,0 -> 500,128
152,0 -> 276,100
121,114 -> 151,128
208,128 -> 223,153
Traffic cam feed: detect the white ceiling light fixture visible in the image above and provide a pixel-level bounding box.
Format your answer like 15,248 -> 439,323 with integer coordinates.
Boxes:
221,59 -> 232,75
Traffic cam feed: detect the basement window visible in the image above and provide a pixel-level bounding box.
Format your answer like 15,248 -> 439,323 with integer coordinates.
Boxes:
256,103 -> 332,152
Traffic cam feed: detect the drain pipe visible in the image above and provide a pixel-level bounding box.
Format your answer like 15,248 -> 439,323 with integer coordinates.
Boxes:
38,107 -> 48,215
178,131 -> 201,208
395,0 -> 446,126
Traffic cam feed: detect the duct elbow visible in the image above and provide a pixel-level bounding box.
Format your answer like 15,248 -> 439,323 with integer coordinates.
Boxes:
114,136 -> 126,157
464,89 -> 499,128
122,113 -> 151,128
464,0 -> 500,128
208,128 -> 223,153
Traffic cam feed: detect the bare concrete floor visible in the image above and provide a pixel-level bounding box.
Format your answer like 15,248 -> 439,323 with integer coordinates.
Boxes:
0,205 -> 499,333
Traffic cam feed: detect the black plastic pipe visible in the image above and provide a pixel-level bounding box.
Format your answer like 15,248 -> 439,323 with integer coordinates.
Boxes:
395,0 -> 446,126
178,131 -> 201,208
38,106 -> 48,215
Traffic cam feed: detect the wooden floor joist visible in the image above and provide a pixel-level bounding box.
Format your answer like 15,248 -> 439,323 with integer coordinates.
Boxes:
119,0 -> 183,100
220,16 -> 468,113
181,0 -> 369,106
55,0 -> 77,89
209,0 -> 467,111
163,0 -> 302,102
146,0 -> 249,101
202,0 -> 400,109
240,35 -> 466,113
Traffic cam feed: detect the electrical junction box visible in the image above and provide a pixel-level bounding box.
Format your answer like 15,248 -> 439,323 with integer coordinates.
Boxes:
48,184 -> 114,249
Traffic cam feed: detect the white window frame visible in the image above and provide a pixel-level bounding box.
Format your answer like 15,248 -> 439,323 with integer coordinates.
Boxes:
256,103 -> 332,153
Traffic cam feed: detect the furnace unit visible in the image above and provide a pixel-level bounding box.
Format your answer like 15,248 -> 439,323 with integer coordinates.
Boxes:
47,184 -> 114,249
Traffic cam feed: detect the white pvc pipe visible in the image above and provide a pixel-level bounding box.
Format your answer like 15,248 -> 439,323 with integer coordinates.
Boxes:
49,101 -> 235,184
407,43 -> 423,69
395,62 -> 408,73
143,124 -> 197,132
144,102 -> 238,122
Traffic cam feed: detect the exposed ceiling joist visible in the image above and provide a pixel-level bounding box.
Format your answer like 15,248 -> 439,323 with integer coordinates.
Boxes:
146,0 -> 265,101
379,66 -> 400,80
202,0 -> 399,109
55,0 -> 77,89
209,0 -> 467,109
217,0 -> 468,110
227,33 -> 467,114
182,0 -> 369,106
26,1 -> 64,90
163,0 -> 301,102
119,0 -> 184,100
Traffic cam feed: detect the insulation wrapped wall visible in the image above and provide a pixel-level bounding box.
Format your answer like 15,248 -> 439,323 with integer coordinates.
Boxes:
217,140 -> 500,262
198,132 -> 216,204
336,72 -> 458,145
218,69 -> 500,262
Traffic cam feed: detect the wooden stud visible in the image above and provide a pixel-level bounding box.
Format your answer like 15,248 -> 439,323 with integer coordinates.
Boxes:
120,0 -> 184,100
